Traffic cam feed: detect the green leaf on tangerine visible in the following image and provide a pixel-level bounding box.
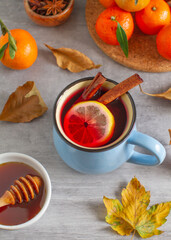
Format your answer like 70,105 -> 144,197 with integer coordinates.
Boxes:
116,22 -> 128,58
0,42 -> 8,59
9,44 -> 16,59
0,19 -> 17,60
135,0 -> 138,5
0,19 -> 8,36
8,33 -> 17,51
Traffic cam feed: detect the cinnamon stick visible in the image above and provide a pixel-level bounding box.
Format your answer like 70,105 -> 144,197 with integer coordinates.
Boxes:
98,74 -> 143,105
82,72 -> 107,100
169,129 -> 171,145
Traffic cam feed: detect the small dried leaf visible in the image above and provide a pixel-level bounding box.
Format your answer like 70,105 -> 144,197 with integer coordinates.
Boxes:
169,129 -> 171,145
103,177 -> 171,239
139,85 -> 171,100
45,44 -> 101,73
0,81 -> 48,123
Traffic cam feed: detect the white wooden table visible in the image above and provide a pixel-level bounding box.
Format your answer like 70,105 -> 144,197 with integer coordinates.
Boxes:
0,0 -> 171,239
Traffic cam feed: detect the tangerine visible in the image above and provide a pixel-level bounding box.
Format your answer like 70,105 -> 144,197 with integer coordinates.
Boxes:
168,1 -> 171,15
95,6 -> 134,45
63,101 -> 115,148
99,0 -> 116,8
135,0 -> 170,35
0,29 -> 38,70
156,23 -> 171,60
115,0 -> 150,12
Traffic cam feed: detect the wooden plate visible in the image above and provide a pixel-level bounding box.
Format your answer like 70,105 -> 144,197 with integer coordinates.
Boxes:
85,0 -> 171,72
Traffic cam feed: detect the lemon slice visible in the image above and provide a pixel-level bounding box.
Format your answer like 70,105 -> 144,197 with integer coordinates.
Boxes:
63,101 -> 115,147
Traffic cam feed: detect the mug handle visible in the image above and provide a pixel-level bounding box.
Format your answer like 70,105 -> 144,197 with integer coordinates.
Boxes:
127,130 -> 166,166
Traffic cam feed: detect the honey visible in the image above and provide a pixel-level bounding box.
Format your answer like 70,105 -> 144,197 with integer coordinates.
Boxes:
0,162 -> 45,226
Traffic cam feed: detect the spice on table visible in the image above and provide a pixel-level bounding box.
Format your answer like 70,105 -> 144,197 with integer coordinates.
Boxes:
98,74 -> 143,105
28,0 -> 69,15
82,72 -> 107,100
77,73 -> 143,105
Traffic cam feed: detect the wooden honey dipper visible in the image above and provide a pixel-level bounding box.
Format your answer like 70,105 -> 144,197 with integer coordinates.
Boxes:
0,175 -> 42,208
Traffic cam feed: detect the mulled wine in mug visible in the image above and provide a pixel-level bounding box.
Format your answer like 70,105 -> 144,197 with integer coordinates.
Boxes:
53,75 -> 166,174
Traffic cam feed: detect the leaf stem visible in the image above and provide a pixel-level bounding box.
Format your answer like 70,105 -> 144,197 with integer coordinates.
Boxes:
131,229 -> 136,240
111,16 -> 116,21
0,18 -> 17,59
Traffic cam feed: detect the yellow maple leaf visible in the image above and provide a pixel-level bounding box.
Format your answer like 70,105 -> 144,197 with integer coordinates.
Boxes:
103,177 -> 171,239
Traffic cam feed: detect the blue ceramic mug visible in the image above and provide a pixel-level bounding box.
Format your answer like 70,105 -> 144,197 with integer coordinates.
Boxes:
53,77 -> 166,174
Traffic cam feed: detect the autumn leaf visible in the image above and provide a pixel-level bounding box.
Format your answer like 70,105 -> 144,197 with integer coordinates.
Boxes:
169,129 -> 171,145
139,85 -> 171,100
0,81 -> 48,123
45,44 -> 101,73
140,85 -> 171,146
103,177 -> 171,239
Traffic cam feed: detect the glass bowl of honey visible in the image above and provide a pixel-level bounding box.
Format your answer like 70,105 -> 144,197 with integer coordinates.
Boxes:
0,152 -> 51,230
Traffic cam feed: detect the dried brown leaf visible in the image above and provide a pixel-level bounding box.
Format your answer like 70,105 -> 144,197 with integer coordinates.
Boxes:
169,129 -> 171,145
0,81 -> 48,123
45,44 -> 101,73
139,85 -> 171,100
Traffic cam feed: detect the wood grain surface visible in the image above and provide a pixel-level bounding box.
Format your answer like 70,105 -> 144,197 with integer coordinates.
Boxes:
86,0 -> 171,72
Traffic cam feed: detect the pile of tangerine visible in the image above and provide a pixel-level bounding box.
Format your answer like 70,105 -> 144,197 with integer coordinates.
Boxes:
96,0 -> 171,60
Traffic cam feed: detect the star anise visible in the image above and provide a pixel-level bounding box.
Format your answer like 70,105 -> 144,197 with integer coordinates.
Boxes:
42,0 -> 67,15
28,0 -> 46,14
29,0 -> 45,11
28,0 -> 68,16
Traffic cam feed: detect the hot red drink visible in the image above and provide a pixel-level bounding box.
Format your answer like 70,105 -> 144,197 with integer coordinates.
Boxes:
60,86 -> 127,147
